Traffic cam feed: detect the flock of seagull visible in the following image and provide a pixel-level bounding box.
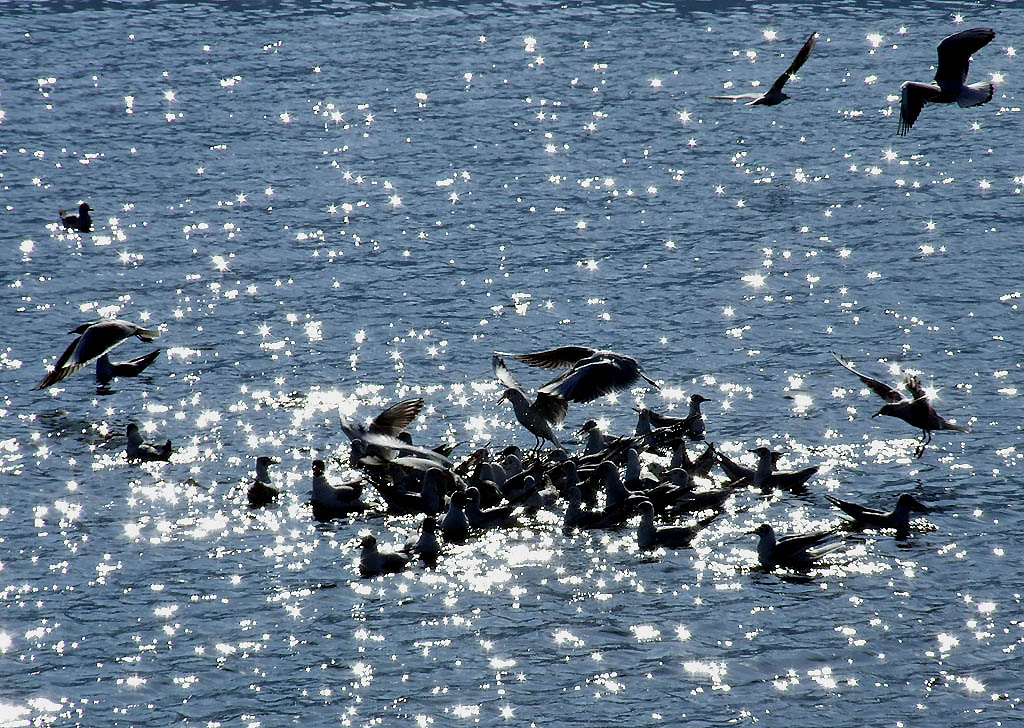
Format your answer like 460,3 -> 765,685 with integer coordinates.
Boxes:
38,26 -> 990,578
31,318 -> 967,578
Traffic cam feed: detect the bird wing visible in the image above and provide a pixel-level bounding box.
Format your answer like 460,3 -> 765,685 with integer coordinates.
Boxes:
369,397 -> 424,436
116,348 -> 162,372
825,494 -> 879,521
775,529 -> 835,560
539,358 -> 636,403
533,392 -> 569,426
902,374 -> 929,402
492,354 -> 525,392
33,334 -> 86,389
497,346 -> 596,370
897,82 -> 941,136
832,352 -> 904,403
709,93 -> 763,101
768,31 -> 817,95
935,27 -> 995,88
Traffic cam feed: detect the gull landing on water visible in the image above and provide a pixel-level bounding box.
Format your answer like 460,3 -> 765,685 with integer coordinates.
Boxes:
710,31 -> 818,106
897,28 -> 995,136
832,352 -> 967,457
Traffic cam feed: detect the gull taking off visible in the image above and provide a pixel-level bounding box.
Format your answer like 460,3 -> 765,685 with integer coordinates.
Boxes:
832,352 -> 967,457
34,319 -> 161,390
711,31 -> 817,105
496,345 -> 659,403
493,354 -> 568,449
897,28 -> 995,135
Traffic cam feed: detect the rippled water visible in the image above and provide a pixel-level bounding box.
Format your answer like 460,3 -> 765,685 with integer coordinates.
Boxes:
2,1 -> 1022,725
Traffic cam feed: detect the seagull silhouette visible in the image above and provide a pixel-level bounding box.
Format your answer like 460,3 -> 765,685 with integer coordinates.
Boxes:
492,354 -> 567,449
496,345 -> 659,403
59,202 -> 92,232
832,352 -> 967,457
711,31 -> 818,105
35,319 -> 160,390
897,28 -> 995,136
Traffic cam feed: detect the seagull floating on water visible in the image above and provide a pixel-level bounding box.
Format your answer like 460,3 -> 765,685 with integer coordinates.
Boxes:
636,500 -> 717,551
358,535 -> 413,578
826,492 -> 929,537
748,523 -> 840,570
34,319 -> 161,390
711,31 -> 818,106
247,456 -> 280,507
897,27 -> 995,136
59,202 -> 92,232
311,458 -> 366,518
96,349 -> 161,385
125,423 -> 172,463
832,351 -> 967,457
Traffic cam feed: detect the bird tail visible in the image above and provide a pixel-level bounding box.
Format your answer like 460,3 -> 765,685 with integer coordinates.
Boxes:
135,327 -> 161,342
957,81 -> 993,108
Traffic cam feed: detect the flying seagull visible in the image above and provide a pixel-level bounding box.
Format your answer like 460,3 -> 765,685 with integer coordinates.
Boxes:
897,27 -> 995,136
496,345 -> 659,403
34,319 -> 161,390
832,352 -> 967,457
710,31 -> 818,105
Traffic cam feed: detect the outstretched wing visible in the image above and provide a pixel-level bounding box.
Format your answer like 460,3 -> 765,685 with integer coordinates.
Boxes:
533,392 -> 569,427
33,334 -> 85,389
935,27 -> 995,88
496,346 -> 596,370
492,354 -> 525,392
709,93 -> 763,101
768,31 -> 817,95
832,352 -> 905,403
369,397 -> 424,436
539,358 -> 637,403
897,81 -> 941,136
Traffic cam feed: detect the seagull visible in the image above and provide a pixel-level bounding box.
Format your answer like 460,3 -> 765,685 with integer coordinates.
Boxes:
496,345 -> 659,404
439,491 -> 470,543
358,535 -> 413,578
897,28 -> 995,136
464,486 -> 519,529
748,523 -> 840,569
310,458 -> 366,518
826,493 -> 929,537
125,423 -> 172,463
341,397 -> 423,443
832,352 -> 967,457
247,456 -> 280,507
716,446 -> 817,493
59,202 -> 92,232
635,394 -> 711,440
34,319 -> 161,390
96,349 -> 161,385
636,500 -> 717,551
493,354 -> 567,449
710,31 -> 818,105
409,516 -> 442,566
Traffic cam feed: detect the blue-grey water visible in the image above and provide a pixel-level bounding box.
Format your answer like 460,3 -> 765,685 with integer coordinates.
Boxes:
1,1 -> 1022,725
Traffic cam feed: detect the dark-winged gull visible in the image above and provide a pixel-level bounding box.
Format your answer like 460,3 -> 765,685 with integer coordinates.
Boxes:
636,500 -> 718,551
341,397 -> 423,442
247,455 -> 280,507
748,523 -> 840,569
34,319 -> 161,390
96,349 -> 161,385
59,202 -> 92,232
832,352 -> 967,457
493,354 -> 568,449
826,493 -> 928,537
897,28 -> 995,136
497,346 -> 660,403
358,535 -> 413,578
125,423 -> 172,463
711,31 -> 818,105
